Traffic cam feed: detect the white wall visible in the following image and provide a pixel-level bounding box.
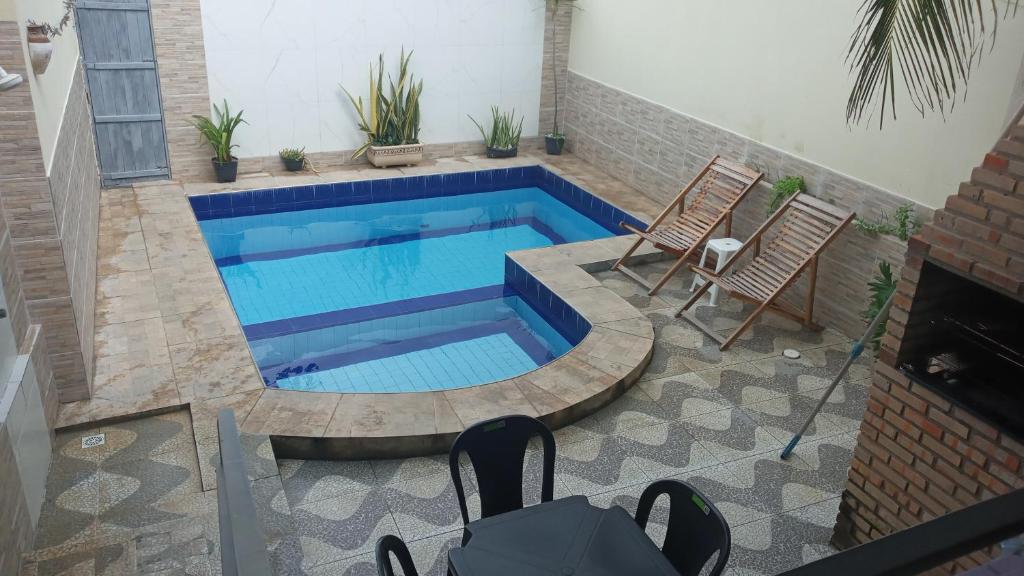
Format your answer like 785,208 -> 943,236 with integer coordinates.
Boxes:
568,0 -> 1024,208
199,0 -> 547,159
10,0 -> 80,174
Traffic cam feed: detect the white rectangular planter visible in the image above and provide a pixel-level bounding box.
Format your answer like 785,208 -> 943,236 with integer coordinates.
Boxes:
366,144 -> 423,168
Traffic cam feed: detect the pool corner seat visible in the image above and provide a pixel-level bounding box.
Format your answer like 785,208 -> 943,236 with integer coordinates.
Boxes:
611,155 -> 763,296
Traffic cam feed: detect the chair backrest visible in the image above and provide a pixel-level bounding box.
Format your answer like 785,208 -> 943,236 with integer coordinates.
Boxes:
448,414 -> 556,525
751,193 -> 854,279
682,157 -> 763,220
375,534 -> 418,576
635,479 -> 731,576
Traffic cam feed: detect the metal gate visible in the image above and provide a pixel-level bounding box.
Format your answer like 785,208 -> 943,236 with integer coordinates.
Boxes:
75,0 -> 170,186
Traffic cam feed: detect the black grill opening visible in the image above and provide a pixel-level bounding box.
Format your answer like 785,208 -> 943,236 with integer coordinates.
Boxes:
899,261 -> 1024,439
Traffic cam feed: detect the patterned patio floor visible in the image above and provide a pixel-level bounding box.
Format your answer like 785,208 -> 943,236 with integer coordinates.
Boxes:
273,260 -> 871,576
24,261 -> 871,576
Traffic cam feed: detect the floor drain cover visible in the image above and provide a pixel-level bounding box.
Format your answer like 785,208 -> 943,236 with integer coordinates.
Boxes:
783,349 -> 801,359
81,434 -> 106,449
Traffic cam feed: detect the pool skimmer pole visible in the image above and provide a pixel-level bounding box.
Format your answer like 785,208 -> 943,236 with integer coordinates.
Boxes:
779,289 -> 897,460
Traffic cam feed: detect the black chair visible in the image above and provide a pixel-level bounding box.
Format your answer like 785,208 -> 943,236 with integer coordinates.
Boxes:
634,479 -> 732,576
449,414 -> 556,526
375,534 -> 419,576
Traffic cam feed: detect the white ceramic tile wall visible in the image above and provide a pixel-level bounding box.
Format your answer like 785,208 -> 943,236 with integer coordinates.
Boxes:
1,354 -> 51,528
199,0 -> 546,158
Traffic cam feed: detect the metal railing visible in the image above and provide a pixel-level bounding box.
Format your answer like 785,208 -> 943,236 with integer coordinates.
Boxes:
217,409 -> 273,576
778,488 -> 1024,576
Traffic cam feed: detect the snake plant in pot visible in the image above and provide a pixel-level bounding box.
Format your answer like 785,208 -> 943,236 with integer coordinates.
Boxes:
470,107 -> 524,158
342,50 -> 423,168
192,100 -> 245,183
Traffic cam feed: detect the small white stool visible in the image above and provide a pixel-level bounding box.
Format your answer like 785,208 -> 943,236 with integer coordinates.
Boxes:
690,237 -> 743,306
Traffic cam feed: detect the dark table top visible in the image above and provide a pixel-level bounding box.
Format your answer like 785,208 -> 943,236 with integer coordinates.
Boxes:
448,495 -> 680,576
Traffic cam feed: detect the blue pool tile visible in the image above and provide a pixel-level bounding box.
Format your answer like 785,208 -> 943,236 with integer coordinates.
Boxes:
294,185 -> 315,203
230,190 -> 254,210
189,194 -> 210,213
426,174 -> 444,195
407,175 -> 427,198
476,169 -> 494,191
370,177 -> 392,201
331,181 -> 357,203
273,186 -> 295,205
210,193 -> 232,213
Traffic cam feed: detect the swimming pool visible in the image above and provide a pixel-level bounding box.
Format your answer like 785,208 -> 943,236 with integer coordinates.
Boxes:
191,166 -> 644,393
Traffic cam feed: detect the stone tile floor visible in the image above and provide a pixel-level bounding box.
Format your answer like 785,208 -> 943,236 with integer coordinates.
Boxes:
25,261 -> 872,576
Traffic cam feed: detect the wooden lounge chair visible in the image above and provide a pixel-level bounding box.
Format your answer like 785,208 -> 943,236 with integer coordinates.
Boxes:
676,192 -> 855,350
611,155 -> 763,295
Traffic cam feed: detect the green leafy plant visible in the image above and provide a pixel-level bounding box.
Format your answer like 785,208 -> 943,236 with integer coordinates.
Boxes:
341,50 -> 422,159
470,107 -> 524,150
191,100 -> 245,163
864,260 -> 897,350
27,0 -> 76,38
766,176 -> 805,217
279,147 -> 306,162
846,0 -> 1020,128
854,203 -> 921,241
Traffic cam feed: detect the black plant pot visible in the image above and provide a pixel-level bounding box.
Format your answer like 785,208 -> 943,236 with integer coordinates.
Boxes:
545,135 -> 565,155
282,157 -> 304,172
213,157 -> 238,183
486,146 -> 518,159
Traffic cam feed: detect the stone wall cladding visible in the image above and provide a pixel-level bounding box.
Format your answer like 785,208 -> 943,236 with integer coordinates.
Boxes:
150,0 -> 215,182
833,107 -> 1024,574
539,0 -> 572,138
0,23 -> 99,401
563,70 -> 931,339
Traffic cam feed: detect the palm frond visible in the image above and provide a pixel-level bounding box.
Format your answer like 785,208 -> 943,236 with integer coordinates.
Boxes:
846,0 -> 1019,128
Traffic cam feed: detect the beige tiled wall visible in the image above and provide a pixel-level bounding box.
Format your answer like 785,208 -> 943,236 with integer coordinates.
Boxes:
0,326 -> 57,576
564,71 -> 933,338
539,0 -> 573,138
150,0 -> 215,182
0,21 -> 100,401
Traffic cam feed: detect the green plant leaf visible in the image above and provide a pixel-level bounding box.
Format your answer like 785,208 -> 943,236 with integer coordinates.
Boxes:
863,260 -> 898,350
766,176 -> 805,217
846,0 -> 1020,128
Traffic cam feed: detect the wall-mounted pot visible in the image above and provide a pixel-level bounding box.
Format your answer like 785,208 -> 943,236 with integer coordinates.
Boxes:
27,25 -> 53,75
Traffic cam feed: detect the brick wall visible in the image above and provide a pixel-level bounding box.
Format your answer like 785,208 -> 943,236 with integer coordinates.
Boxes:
0,23 -> 99,401
834,106 -> 1024,574
563,70 -> 929,339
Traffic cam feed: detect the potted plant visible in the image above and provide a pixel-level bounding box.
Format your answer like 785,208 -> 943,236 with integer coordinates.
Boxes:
470,107 -> 524,159
765,175 -> 806,217
25,1 -> 75,75
279,147 -> 307,172
545,0 -> 576,155
192,100 -> 245,183
341,50 -> 423,168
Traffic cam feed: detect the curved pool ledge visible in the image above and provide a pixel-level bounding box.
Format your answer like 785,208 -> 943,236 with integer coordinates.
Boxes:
257,234 -> 661,459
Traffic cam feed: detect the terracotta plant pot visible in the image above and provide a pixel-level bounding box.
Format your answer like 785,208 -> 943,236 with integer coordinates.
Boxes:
366,143 -> 423,168
212,157 -> 238,183
486,146 -> 518,159
26,25 -> 53,75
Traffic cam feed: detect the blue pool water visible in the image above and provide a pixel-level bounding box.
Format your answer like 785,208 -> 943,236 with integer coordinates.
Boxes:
193,168 -> 639,393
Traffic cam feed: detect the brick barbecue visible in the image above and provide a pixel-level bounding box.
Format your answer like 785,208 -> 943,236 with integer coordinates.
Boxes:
832,111 -> 1024,573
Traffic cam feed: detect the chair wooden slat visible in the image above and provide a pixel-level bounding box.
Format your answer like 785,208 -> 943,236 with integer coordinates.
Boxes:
613,155 -> 764,295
